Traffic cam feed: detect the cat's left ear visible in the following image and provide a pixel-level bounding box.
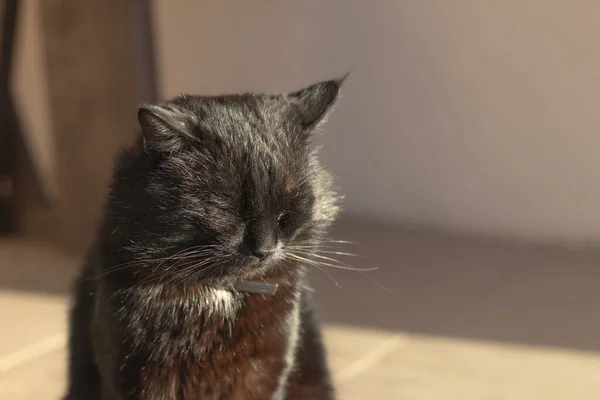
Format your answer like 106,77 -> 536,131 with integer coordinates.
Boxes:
288,74 -> 347,133
137,103 -> 197,154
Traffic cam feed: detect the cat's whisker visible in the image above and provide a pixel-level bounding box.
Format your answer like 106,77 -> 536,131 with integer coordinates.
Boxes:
86,261 -> 148,280
87,245 -> 219,281
291,249 -> 374,271
288,247 -> 365,259
288,251 -> 387,293
288,251 -> 378,272
153,245 -> 218,269
288,241 -> 358,254
162,256 -> 227,287
157,259 -> 215,286
158,250 -> 217,272
285,254 -> 340,288
135,252 -> 221,286
299,239 -> 357,245
316,250 -> 365,258
169,258 -> 228,287
289,249 -> 354,268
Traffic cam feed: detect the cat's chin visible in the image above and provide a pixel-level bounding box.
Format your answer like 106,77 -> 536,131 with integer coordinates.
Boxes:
231,258 -> 279,280
175,258 -> 276,287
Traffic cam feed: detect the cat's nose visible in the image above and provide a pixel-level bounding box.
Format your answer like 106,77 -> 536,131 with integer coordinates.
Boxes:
251,246 -> 276,260
248,235 -> 277,260
244,224 -> 277,260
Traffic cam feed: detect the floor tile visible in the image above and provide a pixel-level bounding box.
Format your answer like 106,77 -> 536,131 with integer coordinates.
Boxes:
322,325 -> 400,375
338,335 -> 600,400
0,347 -> 66,400
0,291 -> 66,359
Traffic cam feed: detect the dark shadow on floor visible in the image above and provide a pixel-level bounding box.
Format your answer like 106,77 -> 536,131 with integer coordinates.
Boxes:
313,217 -> 600,354
0,238 -> 77,294
3,216 -> 600,354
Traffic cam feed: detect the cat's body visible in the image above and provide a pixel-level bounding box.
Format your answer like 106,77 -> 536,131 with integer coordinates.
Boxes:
65,78 -> 344,400
70,253 -> 330,399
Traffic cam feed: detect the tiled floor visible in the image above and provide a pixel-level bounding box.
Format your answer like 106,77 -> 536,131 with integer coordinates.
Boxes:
2,218 -> 600,399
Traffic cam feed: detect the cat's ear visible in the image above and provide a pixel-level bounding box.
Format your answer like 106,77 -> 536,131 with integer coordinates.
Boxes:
288,74 -> 347,132
137,103 -> 197,154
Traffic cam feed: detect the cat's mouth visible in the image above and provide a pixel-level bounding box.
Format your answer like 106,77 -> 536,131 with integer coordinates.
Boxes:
225,255 -> 281,295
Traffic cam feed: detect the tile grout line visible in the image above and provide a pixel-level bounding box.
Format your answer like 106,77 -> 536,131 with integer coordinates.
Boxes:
334,334 -> 410,384
0,332 -> 66,374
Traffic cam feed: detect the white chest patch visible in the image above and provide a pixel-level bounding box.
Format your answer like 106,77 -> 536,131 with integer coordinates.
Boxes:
200,287 -> 240,319
272,286 -> 302,400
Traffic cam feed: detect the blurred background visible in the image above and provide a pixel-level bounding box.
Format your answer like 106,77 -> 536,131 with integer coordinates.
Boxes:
2,0 -> 600,398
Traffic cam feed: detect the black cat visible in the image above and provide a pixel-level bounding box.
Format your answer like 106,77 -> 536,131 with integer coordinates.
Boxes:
65,77 -> 345,399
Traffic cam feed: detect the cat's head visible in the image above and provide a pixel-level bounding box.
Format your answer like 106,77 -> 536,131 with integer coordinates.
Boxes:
107,77 -> 345,286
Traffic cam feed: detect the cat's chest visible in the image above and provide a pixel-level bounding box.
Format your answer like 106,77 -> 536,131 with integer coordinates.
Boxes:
131,286 -> 295,399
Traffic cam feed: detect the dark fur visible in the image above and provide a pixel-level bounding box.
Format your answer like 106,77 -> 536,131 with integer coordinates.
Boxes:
65,78 -> 344,399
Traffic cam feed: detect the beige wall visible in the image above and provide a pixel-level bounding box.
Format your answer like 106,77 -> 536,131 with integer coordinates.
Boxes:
13,1 -> 139,254
154,0 -> 600,243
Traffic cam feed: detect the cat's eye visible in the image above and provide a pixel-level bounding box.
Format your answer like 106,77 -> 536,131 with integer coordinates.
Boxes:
277,212 -> 289,227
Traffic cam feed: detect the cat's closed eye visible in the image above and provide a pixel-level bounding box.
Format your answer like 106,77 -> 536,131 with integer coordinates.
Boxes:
278,212 -> 297,231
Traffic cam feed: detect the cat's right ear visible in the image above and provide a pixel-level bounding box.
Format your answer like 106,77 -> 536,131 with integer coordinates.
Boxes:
287,74 -> 347,133
137,104 -> 197,154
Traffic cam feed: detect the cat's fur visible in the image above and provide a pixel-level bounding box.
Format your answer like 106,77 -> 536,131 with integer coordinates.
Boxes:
65,78 -> 345,400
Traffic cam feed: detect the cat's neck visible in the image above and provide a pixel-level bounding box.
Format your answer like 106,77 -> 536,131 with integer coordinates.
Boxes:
94,236 -> 304,321
101,261 -> 304,322
140,283 -> 244,320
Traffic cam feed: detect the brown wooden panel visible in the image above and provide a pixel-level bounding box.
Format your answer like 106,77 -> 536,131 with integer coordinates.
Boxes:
15,0 -> 143,255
